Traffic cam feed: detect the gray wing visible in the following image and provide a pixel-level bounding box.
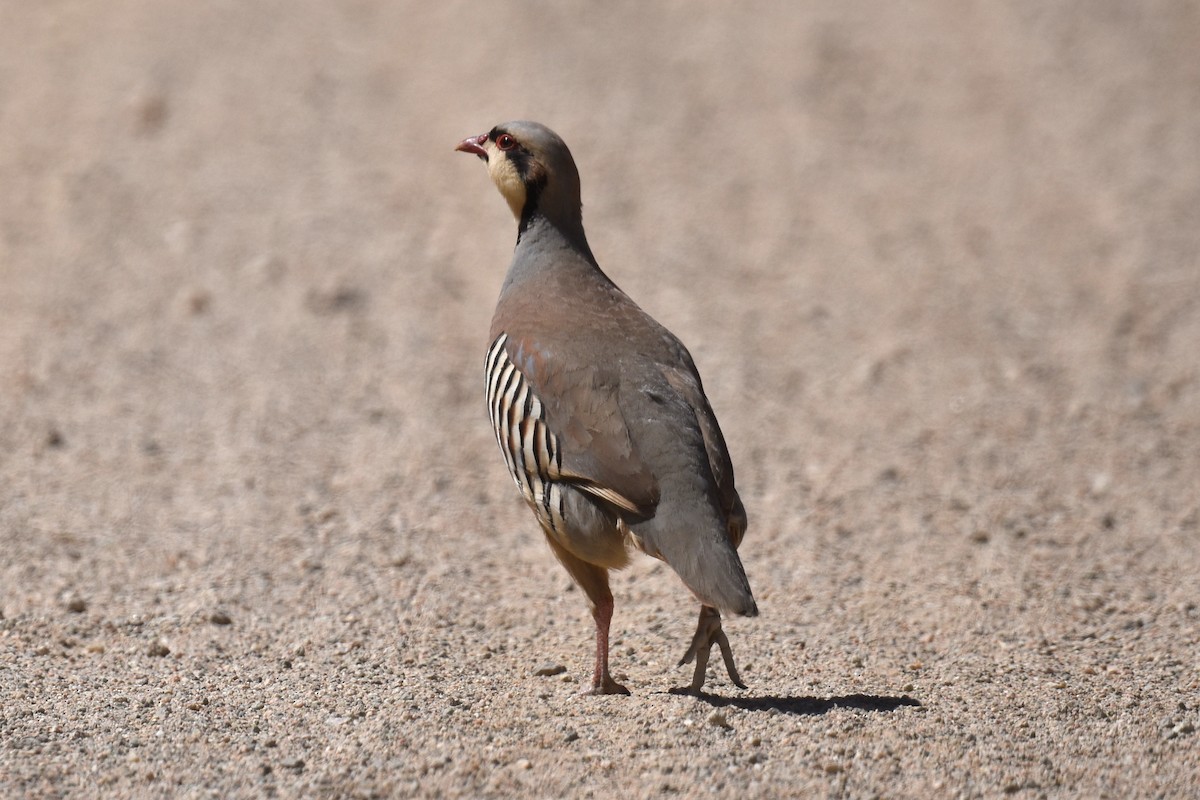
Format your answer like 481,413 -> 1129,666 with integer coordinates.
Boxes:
503,332 -> 660,519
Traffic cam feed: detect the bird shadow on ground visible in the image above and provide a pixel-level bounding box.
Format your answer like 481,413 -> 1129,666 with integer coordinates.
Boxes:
662,690 -> 922,716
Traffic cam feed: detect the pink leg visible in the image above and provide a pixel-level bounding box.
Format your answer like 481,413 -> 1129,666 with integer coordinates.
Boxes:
589,593 -> 630,695
542,532 -> 630,695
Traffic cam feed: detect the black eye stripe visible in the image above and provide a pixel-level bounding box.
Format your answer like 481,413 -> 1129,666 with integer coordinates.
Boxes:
484,127 -> 544,191
489,128 -> 526,151
507,148 -> 534,179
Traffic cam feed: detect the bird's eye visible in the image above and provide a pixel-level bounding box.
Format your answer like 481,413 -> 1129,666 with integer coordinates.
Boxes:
496,134 -> 516,151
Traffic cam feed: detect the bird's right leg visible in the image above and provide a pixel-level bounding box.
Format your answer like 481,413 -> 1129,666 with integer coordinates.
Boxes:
544,533 -> 630,695
675,605 -> 747,694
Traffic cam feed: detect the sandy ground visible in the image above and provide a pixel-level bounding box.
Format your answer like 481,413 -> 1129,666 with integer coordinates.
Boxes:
2,1 -> 1199,797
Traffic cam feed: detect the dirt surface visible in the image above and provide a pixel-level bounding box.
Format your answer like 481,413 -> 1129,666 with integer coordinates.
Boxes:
2,1 -> 1199,797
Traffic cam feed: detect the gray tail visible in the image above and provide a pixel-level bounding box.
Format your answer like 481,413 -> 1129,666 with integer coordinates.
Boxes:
634,515 -> 757,616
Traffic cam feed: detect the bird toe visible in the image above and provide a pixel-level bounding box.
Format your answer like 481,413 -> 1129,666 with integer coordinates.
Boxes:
586,677 -> 631,696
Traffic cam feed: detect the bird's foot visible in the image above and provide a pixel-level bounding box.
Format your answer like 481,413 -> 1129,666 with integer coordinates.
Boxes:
674,606 -> 747,694
586,675 -> 631,696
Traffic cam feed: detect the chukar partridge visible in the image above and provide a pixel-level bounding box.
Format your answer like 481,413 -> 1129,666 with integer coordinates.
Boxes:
457,121 -> 756,695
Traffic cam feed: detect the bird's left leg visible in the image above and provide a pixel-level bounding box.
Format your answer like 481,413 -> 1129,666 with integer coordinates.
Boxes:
543,532 -> 630,695
674,605 -> 746,693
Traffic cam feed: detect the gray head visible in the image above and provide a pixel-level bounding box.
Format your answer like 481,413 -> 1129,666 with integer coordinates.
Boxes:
456,121 -> 586,243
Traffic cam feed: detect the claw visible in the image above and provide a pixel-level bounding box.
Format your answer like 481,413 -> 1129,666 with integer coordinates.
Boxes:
587,676 -> 631,696
674,605 -> 747,693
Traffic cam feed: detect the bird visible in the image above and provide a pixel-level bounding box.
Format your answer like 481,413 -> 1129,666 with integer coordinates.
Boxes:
456,121 -> 757,695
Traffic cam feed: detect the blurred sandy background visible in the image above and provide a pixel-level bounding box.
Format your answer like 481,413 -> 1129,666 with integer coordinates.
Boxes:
2,1 -> 1198,796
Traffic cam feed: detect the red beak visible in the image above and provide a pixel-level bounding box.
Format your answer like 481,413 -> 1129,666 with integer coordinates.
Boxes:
455,133 -> 488,160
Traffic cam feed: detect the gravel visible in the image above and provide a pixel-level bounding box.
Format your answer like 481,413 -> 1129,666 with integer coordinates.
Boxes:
2,1 -> 1199,797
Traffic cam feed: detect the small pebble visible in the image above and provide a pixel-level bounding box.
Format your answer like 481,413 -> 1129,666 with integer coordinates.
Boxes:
209,611 -> 232,626
134,92 -> 169,134
1164,721 -> 1195,740
707,710 -> 732,729
515,758 -> 532,770
534,663 -> 567,677
148,643 -> 170,657
66,598 -> 87,614
188,290 -> 212,315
